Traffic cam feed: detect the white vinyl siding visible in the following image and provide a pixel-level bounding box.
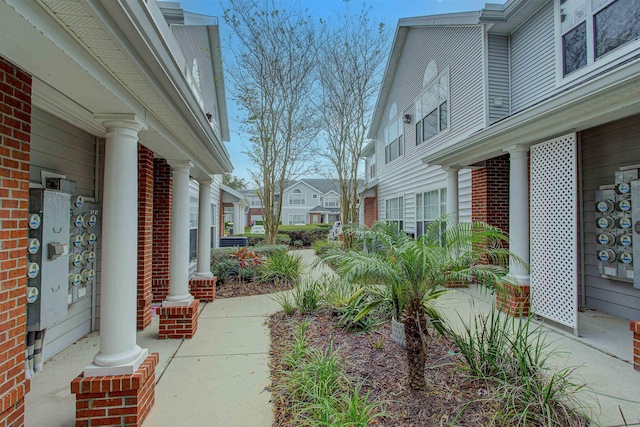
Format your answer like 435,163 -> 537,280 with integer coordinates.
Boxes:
30,108 -> 97,360
510,1 -> 556,114
487,34 -> 510,124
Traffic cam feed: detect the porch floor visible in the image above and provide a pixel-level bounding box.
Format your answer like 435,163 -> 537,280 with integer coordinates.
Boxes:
24,250 -> 640,426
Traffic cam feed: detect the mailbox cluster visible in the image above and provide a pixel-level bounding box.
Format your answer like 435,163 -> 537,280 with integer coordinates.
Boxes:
595,169 -> 636,283
26,180 -> 100,331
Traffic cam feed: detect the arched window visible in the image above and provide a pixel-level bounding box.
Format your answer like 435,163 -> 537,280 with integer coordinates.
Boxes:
416,66 -> 449,145
384,103 -> 404,164
423,60 -> 438,87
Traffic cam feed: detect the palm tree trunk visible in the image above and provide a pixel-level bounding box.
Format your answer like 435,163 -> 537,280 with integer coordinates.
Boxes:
403,309 -> 428,390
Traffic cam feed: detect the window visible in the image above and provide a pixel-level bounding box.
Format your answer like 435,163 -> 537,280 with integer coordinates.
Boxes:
251,198 -> 262,206
288,214 -> 305,225
189,194 -> 198,261
416,189 -> 447,238
324,196 -> 339,208
416,69 -> 449,145
559,0 -> 640,76
288,189 -> 306,205
368,152 -> 377,179
385,196 -> 404,230
211,203 -> 218,249
313,194 -> 318,199
384,104 -> 404,164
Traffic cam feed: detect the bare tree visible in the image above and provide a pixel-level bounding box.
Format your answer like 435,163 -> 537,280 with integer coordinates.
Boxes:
317,3 -> 388,248
224,0 -> 321,244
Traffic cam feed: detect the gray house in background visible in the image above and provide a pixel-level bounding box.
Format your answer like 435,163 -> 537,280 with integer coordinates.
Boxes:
363,0 -> 640,366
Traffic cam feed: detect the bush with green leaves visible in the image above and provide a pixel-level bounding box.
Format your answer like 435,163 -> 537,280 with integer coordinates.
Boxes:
277,321 -> 387,426
243,233 -> 291,246
211,258 -> 237,284
272,277 -> 326,314
333,287 -> 383,333
278,225 -> 329,247
260,252 -> 302,286
449,308 -> 592,426
312,239 -> 341,256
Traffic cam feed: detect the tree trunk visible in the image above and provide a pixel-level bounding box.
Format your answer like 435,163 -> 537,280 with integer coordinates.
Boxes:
403,309 -> 428,391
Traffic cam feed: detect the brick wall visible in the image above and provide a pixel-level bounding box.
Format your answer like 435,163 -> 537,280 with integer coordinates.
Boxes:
246,208 -> 263,227
137,145 -> 153,330
0,56 -> 32,427
363,186 -> 378,228
152,159 -> 171,303
471,154 -> 509,241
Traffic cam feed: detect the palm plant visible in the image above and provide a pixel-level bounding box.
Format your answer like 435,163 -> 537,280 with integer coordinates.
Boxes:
318,217 -> 517,390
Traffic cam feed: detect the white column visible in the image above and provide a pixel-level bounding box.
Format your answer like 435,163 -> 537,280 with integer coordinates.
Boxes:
85,115 -> 148,377
444,167 -> 459,224
195,177 -> 213,277
507,146 -> 530,285
164,160 -> 195,306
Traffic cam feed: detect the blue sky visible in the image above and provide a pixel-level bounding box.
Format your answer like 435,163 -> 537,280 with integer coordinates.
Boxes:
176,0 -> 495,182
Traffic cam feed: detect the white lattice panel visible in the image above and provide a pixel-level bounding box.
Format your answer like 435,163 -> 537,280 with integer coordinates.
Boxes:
530,134 -> 578,328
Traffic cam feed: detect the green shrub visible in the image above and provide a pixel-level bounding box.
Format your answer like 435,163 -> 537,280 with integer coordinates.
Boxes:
250,244 -> 289,258
244,233 -> 291,246
333,287 -> 382,333
313,239 -> 341,256
260,252 -> 302,286
278,225 -> 329,247
211,259 -> 237,284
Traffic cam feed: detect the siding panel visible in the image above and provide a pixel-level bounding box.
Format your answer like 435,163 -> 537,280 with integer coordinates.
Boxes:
31,108 -> 97,359
510,0 -> 555,114
487,34 -> 510,124
580,114 -> 640,319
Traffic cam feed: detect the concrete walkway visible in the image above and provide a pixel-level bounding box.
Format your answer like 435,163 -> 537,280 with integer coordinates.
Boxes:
25,249 -> 640,426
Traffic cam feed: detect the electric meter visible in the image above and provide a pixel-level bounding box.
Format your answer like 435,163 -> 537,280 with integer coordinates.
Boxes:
617,216 -> 632,229
68,273 -> 82,287
82,214 -> 97,228
28,214 -> 41,230
616,182 -> 631,194
27,238 -> 40,254
618,233 -> 633,247
596,200 -> 615,214
72,215 -> 83,228
81,269 -> 94,282
73,195 -> 84,208
71,234 -> 83,248
26,287 -> 38,304
597,216 -> 615,229
597,233 -> 615,246
598,249 -> 617,263
619,251 -> 633,264
27,262 -> 39,279
81,250 -> 95,264
82,233 -> 96,246
71,254 -> 82,268
616,199 -> 632,212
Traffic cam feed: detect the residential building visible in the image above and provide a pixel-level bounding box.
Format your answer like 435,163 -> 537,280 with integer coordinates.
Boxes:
363,0 -> 640,367
0,0 -> 231,424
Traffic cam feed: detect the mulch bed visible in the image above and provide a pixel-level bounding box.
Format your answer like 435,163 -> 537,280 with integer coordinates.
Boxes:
215,278 -> 294,299
268,309 -> 496,426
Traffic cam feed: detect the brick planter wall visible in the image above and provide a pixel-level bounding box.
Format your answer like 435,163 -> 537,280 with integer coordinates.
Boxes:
496,282 -> 530,317
71,353 -> 159,427
158,300 -> 199,339
189,277 -> 216,302
137,145 -> 154,330
152,159 -> 171,303
630,321 -> 640,370
0,56 -> 32,427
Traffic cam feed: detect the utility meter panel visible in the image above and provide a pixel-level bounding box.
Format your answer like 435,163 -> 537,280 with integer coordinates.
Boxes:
68,195 -> 100,305
27,189 -> 71,331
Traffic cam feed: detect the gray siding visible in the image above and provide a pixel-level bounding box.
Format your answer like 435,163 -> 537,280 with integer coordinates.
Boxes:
374,26 -> 483,229
31,108 -> 97,359
580,115 -> 640,319
510,0 -> 555,114
487,34 -> 510,124
171,25 -> 221,134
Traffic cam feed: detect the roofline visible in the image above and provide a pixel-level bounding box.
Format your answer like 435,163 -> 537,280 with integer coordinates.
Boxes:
283,180 -> 322,194
220,183 -> 246,201
206,24 -> 230,142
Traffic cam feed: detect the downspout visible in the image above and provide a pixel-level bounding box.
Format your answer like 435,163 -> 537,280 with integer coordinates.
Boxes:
91,137 -> 101,332
578,134 -> 586,308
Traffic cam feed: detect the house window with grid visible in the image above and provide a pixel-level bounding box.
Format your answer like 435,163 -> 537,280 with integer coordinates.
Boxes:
189,194 -> 198,261
211,202 -> 218,248
559,0 -> 640,76
384,104 -> 404,164
368,152 -> 377,179
416,188 -> 447,238
288,214 -> 305,225
324,196 -> 339,208
385,196 -> 404,230
416,66 -> 449,145
288,189 -> 306,205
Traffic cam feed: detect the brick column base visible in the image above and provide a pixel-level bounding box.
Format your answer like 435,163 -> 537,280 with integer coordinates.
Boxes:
71,353 -> 158,427
189,277 -> 217,302
630,321 -> 640,370
0,380 -> 29,427
496,282 -> 530,317
158,300 -> 199,339
137,296 -> 153,331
